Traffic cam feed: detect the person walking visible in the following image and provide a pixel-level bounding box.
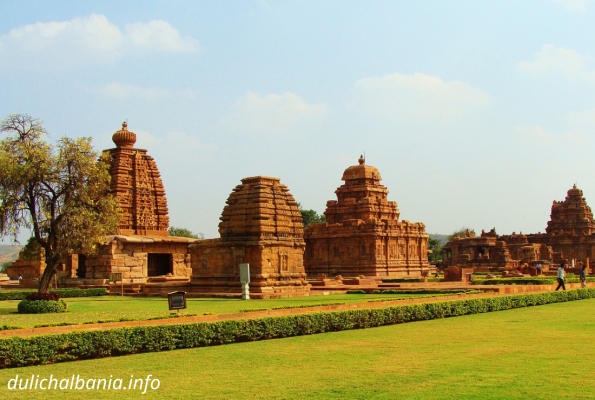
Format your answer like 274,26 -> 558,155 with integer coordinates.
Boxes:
536,262 -> 542,276
556,263 -> 566,291
580,264 -> 587,288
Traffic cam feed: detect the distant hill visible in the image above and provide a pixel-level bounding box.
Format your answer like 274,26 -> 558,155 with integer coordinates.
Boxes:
428,233 -> 449,245
0,245 -> 22,264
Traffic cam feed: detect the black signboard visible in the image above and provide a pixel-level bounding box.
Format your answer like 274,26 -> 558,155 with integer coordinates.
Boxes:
167,291 -> 187,310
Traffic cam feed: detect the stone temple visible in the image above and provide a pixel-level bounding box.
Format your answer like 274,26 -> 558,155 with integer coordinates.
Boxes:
304,156 -> 430,277
443,185 -> 595,275
66,123 -> 197,285
189,176 -> 310,298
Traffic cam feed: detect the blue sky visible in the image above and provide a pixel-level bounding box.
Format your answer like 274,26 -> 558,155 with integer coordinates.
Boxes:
2,0 -> 595,241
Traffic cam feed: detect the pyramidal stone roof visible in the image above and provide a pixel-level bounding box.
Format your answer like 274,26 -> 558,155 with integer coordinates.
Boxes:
103,122 -> 170,236
218,176 -> 304,242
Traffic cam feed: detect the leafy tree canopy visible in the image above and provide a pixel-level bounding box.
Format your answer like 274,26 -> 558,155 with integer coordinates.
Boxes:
0,114 -> 119,292
168,226 -> 204,239
297,203 -> 326,227
447,227 -> 476,242
428,238 -> 443,262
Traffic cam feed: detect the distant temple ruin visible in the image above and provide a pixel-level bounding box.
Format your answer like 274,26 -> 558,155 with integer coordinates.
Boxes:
443,185 -> 594,274
304,156 -> 429,277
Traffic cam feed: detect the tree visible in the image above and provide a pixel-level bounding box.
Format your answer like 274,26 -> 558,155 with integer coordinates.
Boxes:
447,227 -> 476,242
168,226 -> 204,239
0,114 -> 119,293
297,203 -> 326,227
427,238 -> 443,262
0,261 -> 10,273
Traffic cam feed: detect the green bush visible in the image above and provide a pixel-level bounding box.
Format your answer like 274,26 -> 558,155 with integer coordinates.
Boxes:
0,288 -> 107,301
373,289 -> 480,295
1,288 -> 594,369
17,299 -> 67,314
472,277 -> 595,285
346,290 -> 367,294
0,325 -> 22,331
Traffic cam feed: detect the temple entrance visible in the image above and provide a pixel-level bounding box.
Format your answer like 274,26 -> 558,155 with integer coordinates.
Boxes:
147,253 -> 172,276
76,254 -> 87,278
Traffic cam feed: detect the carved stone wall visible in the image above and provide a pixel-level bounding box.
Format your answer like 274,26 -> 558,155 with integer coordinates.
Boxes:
304,156 -> 429,277
190,176 -> 310,298
79,235 -> 196,282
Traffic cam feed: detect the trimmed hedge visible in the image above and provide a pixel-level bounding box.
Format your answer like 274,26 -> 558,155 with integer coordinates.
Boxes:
381,278 -> 442,283
371,289 -> 480,295
0,288 -> 107,301
1,288 -> 594,369
17,299 -> 67,314
0,325 -> 23,331
239,303 -> 346,313
472,277 -> 595,285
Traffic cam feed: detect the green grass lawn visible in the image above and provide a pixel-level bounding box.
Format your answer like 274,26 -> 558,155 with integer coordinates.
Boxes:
0,293 -> 439,328
0,297 -> 593,399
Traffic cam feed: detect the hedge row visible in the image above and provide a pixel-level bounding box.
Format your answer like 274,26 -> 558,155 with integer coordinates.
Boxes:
1,288 -> 594,369
472,277 -> 595,285
0,288 -> 107,301
366,291 -> 484,302
381,278 -> 441,283
374,289 -> 481,295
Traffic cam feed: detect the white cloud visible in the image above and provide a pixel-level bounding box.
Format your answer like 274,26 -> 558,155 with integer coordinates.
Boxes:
97,83 -> 196,101
224,92 -> 327,134
552,0 -> 592,11
352,72 -> 490,120
0,14 -> 199,71
514,124 -> 590,147
519,45 -> 595,82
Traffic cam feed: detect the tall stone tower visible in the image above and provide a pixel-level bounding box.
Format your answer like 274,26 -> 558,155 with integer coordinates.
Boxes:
304,156 -> 429,277
103,122 -> 170,236
546,184 -> 595,237
190,176 -> 310,298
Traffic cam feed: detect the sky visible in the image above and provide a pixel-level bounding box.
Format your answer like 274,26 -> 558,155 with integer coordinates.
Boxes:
2,0 -> 595,242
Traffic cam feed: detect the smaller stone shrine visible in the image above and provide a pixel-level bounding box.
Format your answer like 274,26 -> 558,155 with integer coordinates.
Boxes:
304,156 -> 430,278
190,176 -> 310,298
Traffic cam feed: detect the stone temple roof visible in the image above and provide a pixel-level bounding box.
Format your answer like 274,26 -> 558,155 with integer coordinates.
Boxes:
341,155 -> 382,181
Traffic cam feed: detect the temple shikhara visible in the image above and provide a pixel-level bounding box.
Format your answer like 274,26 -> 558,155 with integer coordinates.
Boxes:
105,122 -> 170,236
304,156 -> 430,277
189,176 -> 310,298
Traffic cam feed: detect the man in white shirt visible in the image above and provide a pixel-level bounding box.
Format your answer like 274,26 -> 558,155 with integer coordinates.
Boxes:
555,263 -> 566,291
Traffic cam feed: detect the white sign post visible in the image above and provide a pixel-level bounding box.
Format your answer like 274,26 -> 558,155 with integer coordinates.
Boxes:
240,263 -> 250,300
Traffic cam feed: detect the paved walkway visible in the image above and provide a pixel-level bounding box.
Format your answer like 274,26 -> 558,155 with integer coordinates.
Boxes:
1,282 -> 585,339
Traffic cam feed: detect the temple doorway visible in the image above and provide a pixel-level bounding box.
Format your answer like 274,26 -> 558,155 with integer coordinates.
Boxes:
76,254 -> 87,278
148,253 -> 172,276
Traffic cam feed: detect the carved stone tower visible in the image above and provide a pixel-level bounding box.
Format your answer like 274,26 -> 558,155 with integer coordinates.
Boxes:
103,122 -> 170,236
546,184 -> 595,237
